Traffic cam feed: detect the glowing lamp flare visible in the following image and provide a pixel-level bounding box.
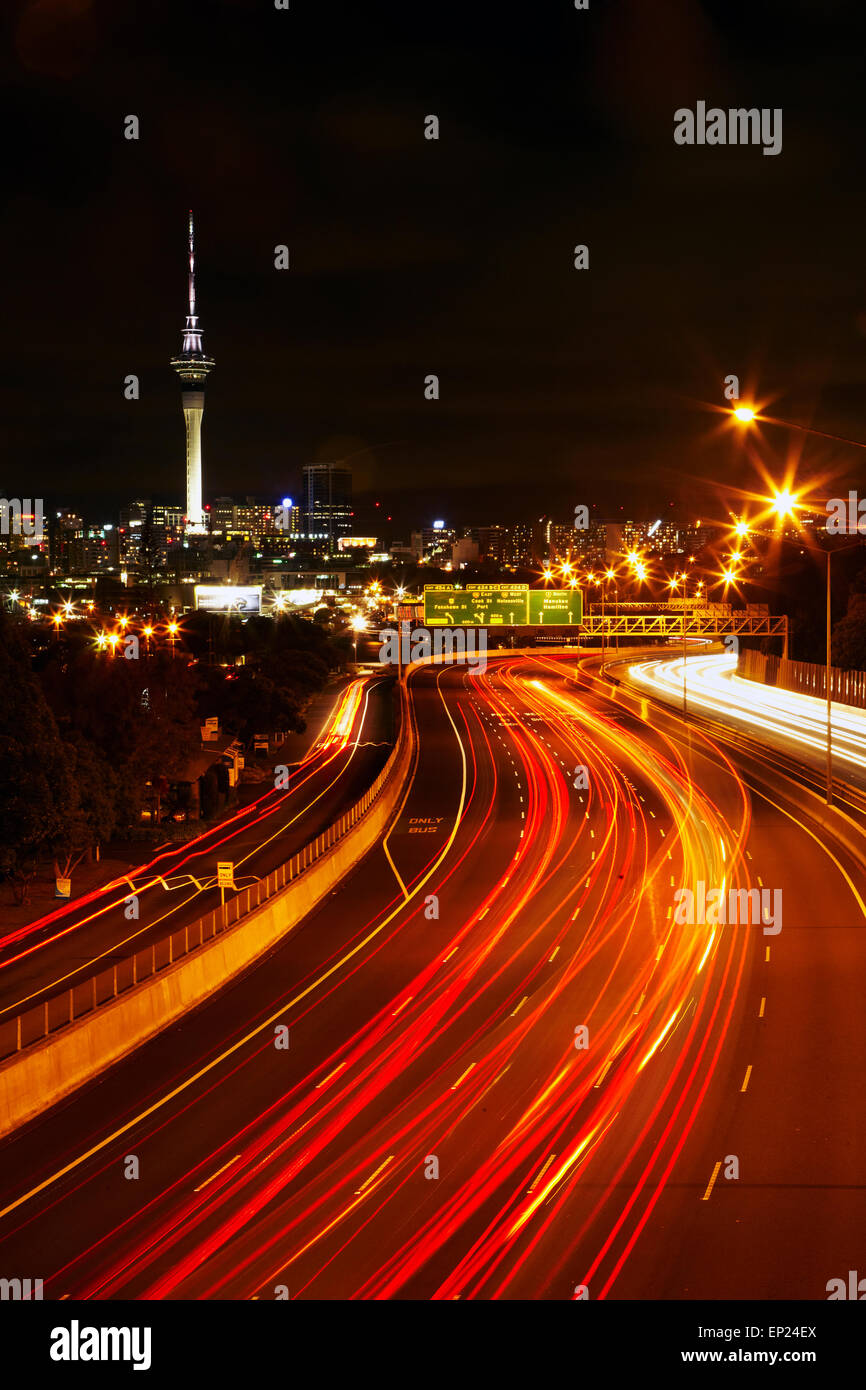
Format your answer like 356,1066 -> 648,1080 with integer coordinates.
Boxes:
771,490 -> 798,518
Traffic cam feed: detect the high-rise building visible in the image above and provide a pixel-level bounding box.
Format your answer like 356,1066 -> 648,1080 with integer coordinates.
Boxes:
500,523 -> 534,568
452,537 -> 479,568
49,511 -> 84,576
302,463 -> 352,548
170,212 -> 214,531
411,523 -> 456,564
151,503 -> 184,541
210,497 -> 235,534
275,496 -> 301,537
208,497 -> 276,542
233,499 -> 274,540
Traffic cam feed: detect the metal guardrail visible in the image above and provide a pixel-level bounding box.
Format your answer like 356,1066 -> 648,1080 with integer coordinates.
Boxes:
0,703 -> 406,1063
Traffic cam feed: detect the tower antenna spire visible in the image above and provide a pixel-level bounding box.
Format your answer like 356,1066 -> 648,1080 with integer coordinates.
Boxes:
188,209 -> 196,320
181,209 -> 202,354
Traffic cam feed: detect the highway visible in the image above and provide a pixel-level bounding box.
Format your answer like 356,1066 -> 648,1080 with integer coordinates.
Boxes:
625,649 -> 866,792
0,675 -> 392,1047
0,652 -> 863,1300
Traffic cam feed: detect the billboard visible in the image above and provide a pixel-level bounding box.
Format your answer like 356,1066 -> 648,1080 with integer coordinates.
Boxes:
194,584 -> 263,615
423,585 -> 581,626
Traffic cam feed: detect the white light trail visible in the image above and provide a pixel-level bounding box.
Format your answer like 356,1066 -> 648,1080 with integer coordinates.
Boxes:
627,652 -> 866,780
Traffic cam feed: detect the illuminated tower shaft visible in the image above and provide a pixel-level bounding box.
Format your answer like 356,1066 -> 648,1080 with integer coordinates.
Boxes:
181,391 -> 205,526
170,212 -> 214,530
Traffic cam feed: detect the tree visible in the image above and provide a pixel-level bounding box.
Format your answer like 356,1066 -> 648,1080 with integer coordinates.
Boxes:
38,643 -> 201,831
52,736 -> 122,877
831,593 -> 866,670
200,764 -> 220,819
197,667 -> 306,742
0,610 -> 77,893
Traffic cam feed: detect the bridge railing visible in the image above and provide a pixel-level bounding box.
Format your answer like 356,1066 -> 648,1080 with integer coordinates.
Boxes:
738,647 -> 866,710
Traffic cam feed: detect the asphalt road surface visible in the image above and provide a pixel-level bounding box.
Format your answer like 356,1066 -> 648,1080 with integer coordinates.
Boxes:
0,653 -> 862,1301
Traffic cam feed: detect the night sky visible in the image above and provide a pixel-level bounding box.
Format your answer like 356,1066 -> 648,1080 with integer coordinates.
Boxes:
2,0 -> 866,535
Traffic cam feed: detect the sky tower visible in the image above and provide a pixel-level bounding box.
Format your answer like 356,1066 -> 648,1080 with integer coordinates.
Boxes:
170,211 -> 214,531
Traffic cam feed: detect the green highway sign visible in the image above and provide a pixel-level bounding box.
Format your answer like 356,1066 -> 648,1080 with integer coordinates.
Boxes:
423,585 -> 582,627
423,584 -> 528,626
528,588 -> 582,625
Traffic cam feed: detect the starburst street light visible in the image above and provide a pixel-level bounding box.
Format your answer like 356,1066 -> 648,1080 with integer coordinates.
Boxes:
771,489 -> 799,519
350,613 -> 366,663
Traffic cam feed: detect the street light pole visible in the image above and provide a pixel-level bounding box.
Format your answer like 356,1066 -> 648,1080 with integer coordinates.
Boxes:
819,536 -> 860,807
736,407 -> 866,454
682,596 -> 687,720
727,501 -> 861,807
826,549 -> 832,806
